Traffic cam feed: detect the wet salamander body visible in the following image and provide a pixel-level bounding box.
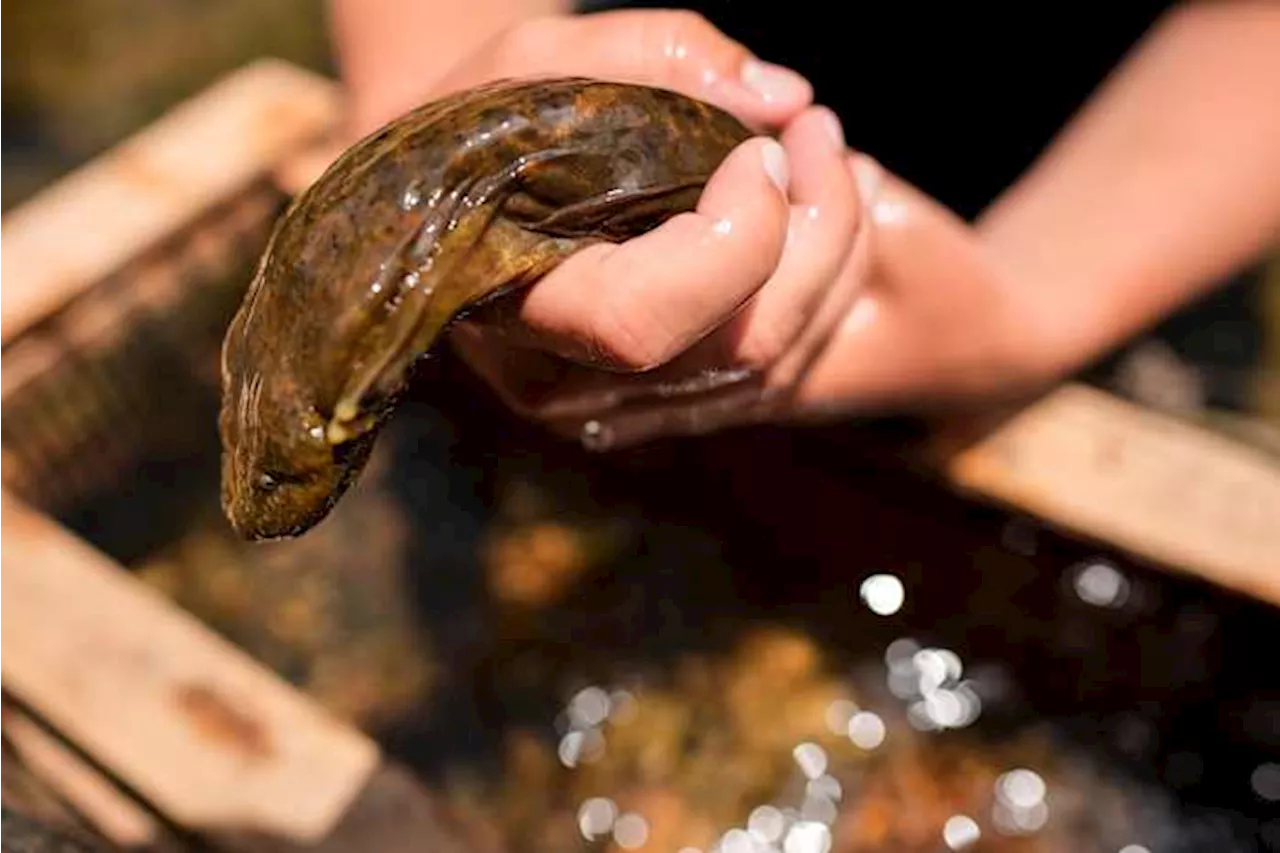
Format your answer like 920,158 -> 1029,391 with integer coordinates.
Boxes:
219,77 -> 751,540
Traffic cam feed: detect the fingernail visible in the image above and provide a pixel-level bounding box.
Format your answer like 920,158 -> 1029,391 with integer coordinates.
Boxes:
761,140 -> 789,193
820,107 -> 845,149
741,59 -> 810,104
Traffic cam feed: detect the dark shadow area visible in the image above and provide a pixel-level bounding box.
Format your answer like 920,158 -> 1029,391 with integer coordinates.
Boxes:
368,355 -> 1280,850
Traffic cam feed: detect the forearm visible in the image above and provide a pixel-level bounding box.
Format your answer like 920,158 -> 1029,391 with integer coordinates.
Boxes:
977,1 -> 1280,374
326,0 -> 571,134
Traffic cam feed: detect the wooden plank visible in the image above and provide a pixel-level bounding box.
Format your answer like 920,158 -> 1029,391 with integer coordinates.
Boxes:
0,489 -> 381,843
1,703 -> 163,850
936,383 -> 1280,606
0,58 -> 342,343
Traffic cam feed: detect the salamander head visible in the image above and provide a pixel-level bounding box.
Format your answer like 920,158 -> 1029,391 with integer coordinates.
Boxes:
217,226 -> 385,541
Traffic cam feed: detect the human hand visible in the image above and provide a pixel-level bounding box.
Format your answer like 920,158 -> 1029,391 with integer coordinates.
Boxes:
455,152 -> 1065,450
371,11 -> 871,444
340,9 -> 1065,449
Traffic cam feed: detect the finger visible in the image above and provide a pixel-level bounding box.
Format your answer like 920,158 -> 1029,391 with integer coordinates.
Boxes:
512,136 -> 791,371
792,163 -> 1018,414
713,106 -> 862,376
763,151 -> 882,390
450,273 -> 766,423
446,322 -> 584,417
498,10 -> 812,129
789,166 -> 943,413
459,118 -> 864,422
458,143 -> 873,434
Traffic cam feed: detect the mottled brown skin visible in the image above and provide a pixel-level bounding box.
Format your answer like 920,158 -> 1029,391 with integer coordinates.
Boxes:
219,78 -> 752,540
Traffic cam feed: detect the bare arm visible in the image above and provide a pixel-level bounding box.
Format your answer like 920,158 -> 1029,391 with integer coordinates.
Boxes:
977,0 -> 1280,376
326,0 -> 571,134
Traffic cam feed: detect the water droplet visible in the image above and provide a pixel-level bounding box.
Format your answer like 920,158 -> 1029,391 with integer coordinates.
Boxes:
925,688 -> 966,728
847,711 -> 886,749
1002,800 -> 1048,834
557,731 -> 584,767
792,742 -> 828,780
748,805 -> 786,843
783,821 -> 831,853
913,649 -> 952,692
1119,846 -> 1151,853
557,727 -> 604,767
400,183 -> 422,211
800,792 -> 838,825
613,813 -> 649,850
807,775 -> 842,803
577,797 -> 617,840
951,682 -> 983,727
581,419 -> 613,451
860,574 -> 904,615
996,768 -> 1047,809
720,828 -> 756,853
568,685 -> 611,729
942,815 -> 980,850
1071,560 -> 1131,608
1252,762 -> 1280,801
936,649 -> 964,682
907,701 -> 938,731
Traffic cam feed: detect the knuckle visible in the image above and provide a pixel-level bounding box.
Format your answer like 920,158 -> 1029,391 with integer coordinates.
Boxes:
666,9 -> 716,40
646,9 -> 740,80
499,16 -> 559,66
537,243 -> 671,371
588,286 -> 673,372
592,306 -> 667,372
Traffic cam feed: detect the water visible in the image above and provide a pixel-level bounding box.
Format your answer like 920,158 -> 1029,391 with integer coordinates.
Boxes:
39,352 -> 1280,853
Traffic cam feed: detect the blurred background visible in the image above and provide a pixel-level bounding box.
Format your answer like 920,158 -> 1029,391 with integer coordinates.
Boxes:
2,0 -> 333,210
4,4 -> 1280,853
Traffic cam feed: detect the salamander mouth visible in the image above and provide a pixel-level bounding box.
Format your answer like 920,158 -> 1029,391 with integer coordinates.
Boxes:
222,425 -> 382,542
223,482 -> 337,542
